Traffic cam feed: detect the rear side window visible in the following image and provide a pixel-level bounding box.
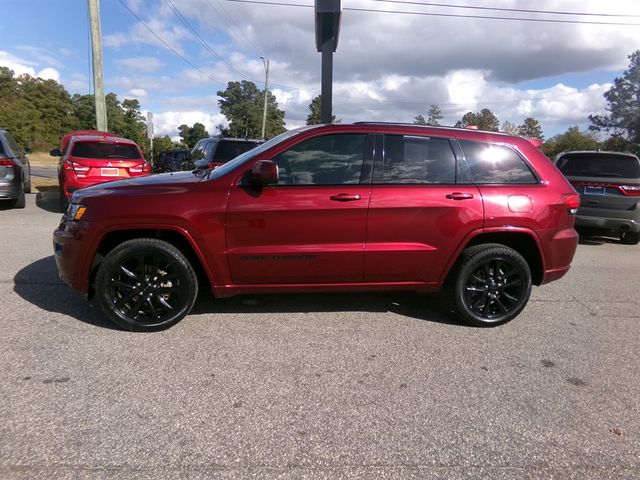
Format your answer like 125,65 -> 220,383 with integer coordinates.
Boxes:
273,133 -> 367,185
0,135 -> 5,156
381,135 -> 456,184
556,153 -> 640,178
71,141 -> 141,159
460,140 -> 537,184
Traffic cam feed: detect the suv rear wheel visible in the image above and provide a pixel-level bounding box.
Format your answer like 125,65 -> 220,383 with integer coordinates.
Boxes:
449,244 -> 532,327
621,230 -> 640,245
95,238 -> 198,331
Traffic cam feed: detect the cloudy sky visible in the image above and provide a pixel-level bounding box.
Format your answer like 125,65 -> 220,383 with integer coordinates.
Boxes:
1,0 -> 640,139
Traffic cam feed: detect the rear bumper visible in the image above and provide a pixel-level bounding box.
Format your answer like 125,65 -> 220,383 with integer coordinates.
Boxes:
0,182 -> 22,200
575,214 -> 640,234
539,227 -> 579,285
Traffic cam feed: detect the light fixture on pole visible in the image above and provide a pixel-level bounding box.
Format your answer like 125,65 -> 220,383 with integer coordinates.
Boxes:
260,57 -> 270,140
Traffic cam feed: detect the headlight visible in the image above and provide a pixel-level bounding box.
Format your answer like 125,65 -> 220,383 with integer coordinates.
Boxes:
66,204 -> 87,222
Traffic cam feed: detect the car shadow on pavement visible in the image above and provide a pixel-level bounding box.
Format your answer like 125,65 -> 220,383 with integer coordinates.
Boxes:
14,256 -> 463,330
577,231 -> 622,246
13,256 -> 118,330
35,187 -> 62,214
190,290 -> 463,326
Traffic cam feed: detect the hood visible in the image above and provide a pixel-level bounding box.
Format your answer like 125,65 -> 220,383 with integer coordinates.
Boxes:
71,171 -> 202,202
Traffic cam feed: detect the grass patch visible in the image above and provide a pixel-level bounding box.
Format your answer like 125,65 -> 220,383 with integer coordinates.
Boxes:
29,151 -> 58,166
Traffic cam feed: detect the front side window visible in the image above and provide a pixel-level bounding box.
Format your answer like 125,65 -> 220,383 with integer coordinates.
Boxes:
272,133 -> 367,185
381,135 -> 456,184
460,140 -> 537,184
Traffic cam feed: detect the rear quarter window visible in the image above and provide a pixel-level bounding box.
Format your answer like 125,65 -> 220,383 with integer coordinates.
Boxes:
460,140 -> 537,184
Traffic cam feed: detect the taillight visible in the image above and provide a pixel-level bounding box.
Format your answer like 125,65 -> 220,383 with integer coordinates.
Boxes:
0,158 -> 15,167
620,185 -> 640,196
562,193 -> 580,215
129,162 -> 150,174
64,160 -> 90,176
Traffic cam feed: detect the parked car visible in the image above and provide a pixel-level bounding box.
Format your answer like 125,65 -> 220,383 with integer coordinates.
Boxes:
51,130 -> 150,212
153,149 -> 190,173
0,128 -> 31,209
53,123 -> 580,331
188,137 -> 263,170
555,150 -> 640,245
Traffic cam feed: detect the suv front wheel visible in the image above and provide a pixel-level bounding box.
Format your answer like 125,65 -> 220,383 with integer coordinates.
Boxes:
95,238 -> 198,331
448,244 -> 532,327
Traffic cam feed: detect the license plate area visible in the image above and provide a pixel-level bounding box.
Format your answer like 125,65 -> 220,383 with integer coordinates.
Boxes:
101,167 -> 119,177
585,186 -> 605,196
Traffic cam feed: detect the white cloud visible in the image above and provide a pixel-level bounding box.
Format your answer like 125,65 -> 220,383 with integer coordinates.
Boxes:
37,67 -> 60,81
115,57 -> 165,72
152,110 -> 227,138
129,88 -> 148,98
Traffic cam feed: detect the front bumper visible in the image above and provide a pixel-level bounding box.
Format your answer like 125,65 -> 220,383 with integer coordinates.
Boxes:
53,219 -> 102,294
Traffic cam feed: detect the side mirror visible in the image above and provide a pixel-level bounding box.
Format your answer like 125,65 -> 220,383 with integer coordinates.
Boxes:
50,148 -> 61,157
193,159 -> 209,170
248,160 -> 279,185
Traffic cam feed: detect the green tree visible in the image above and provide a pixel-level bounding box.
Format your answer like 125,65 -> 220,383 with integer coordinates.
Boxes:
306,95 -> 337,125
426,104 -> 443,126
413,114 -> 427,125
501,121 -> 519,135
518,117 -> 544,140
217,80 -> 286,139
455,108 -> 500,131
542,126 -> 601,158
177,123 -> 209,148
590,50 -> 640,145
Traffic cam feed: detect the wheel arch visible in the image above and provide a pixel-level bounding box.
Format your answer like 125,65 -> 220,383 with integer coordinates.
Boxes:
444,230 -> 545,286
88,227 -> 213,298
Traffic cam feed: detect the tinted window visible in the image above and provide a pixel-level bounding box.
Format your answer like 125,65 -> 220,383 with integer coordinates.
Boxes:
71,141 -> 141,159
273,134 -> 367,185
202,140 -> 217,161
214,141 -> 259,163
556,153 -> 640,178
190,140 -> 206,160
382,135 -> 456,184
0,134 -> 5,156
460,140 -> 537,184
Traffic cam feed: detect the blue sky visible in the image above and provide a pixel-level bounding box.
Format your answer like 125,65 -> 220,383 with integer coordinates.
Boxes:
1,0 -> 640,139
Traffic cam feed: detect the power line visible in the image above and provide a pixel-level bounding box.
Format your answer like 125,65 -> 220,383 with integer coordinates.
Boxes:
369,0 -> 640,19
115,0 -> 226,85
205,0 -> 267,58
223,0 -> 640,26
165,0 -> 252,80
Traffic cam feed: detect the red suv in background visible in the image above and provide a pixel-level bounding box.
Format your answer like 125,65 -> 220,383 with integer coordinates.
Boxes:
53,123 -> 580,331
51,130 -> 150,212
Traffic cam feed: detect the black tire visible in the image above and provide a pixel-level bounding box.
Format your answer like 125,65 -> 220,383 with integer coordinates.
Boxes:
94,238 -> 198,332
59,191 -> 69,213
11,190 -> 26,209
621,231 -> 640,245
448,244 -> 532,327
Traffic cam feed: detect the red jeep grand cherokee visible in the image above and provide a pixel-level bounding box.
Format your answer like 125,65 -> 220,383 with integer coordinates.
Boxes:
51,130 -> 150,212
53,123 -> 580,331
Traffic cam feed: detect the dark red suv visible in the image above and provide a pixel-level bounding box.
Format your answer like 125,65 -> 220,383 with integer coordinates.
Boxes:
53,123 -> 580,331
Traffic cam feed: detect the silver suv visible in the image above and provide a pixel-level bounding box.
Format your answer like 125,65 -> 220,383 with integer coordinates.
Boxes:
555,150 -> 640,244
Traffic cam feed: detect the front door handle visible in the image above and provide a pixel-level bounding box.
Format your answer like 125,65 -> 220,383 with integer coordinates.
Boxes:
330,193 -> 362,202
446,192 -> 475,200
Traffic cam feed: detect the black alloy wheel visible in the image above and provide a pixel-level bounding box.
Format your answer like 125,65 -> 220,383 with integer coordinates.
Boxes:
449,244 -> 532,327
95,238 -> 198,331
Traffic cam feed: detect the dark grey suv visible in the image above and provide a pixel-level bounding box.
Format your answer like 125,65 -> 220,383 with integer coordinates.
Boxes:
188,137 -> 262,169
0,129 -> 31,209
555,150 -> 640,244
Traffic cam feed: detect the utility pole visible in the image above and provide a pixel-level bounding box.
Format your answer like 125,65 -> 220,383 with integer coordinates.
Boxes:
314,0 -> 341,124
88,0 -> 108,131
260,57 -> 270,140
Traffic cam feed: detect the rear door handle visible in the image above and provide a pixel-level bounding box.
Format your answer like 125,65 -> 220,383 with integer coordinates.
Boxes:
446,192 -> 475,200
330,193 -> 362,202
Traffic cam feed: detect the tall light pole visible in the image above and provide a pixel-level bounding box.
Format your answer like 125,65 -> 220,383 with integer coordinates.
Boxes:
88,0 -> 108,131
260,57 -> 270,140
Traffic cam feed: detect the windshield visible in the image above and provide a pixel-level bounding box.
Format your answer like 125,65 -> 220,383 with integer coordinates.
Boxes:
207,127 -> 315,178
557,153 -> 640,178
71,141 -> 142,160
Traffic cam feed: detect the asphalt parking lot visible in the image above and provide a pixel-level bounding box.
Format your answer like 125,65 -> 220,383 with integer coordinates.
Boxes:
1,192 -> 639,479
